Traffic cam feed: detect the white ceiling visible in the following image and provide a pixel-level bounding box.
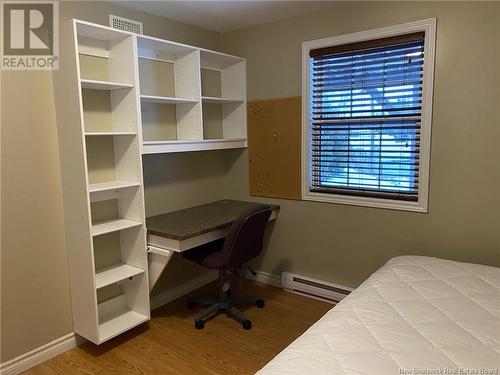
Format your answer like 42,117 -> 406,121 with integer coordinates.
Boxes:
117,1 -> 338,33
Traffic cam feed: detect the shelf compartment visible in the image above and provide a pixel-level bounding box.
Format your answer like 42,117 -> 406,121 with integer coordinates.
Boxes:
138,46 -> 202,143
93,227 -> 147,289
80,79 -> 133,91
82,89 -> 138,134
85,134 -> 141,186
140,95 -> 197,105
138,58 -> 176,98
98,293 -> 148,343
142,138 -> 247,154
141,102 -> 178,141
99,309 -> 148,342
202,96 -> 243,104
88,181 -> 140,194
95,264 -> 144,289
200,58 -> 246,141
85,131 -> 137,136
79,54 -> 109,81
92,218 -> 142,236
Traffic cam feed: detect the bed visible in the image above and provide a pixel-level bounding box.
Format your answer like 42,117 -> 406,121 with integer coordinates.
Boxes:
258,256 -> 500,374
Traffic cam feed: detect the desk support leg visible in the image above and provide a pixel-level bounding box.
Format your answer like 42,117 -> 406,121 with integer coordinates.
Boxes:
148,246 -> 173,292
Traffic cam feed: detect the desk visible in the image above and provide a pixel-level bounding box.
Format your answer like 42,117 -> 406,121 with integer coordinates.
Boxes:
146,200 -> 280,291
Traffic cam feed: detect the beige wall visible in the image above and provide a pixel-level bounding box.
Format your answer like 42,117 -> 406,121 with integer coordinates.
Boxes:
1,71 -> 74,363
220,1 -> 500,287
1,1 -> 222,362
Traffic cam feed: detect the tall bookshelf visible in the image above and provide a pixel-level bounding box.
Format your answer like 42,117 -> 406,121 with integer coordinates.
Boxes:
55,20 -> 150,344
54,19 -> 247,344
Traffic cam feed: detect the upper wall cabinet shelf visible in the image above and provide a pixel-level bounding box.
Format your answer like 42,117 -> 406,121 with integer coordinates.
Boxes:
134,33 -> 247,153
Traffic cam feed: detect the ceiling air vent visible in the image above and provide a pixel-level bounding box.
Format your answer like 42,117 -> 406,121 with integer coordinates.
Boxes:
109,15 -> 143,34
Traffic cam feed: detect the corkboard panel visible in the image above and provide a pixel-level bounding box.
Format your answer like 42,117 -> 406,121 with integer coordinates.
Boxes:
248,97 -> 301,200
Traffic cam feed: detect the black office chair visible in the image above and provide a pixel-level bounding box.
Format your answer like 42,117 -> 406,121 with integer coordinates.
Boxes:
182,205 -> 273,330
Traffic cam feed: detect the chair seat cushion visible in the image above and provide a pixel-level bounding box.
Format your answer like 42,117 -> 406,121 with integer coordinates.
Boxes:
182,238 -> 226,269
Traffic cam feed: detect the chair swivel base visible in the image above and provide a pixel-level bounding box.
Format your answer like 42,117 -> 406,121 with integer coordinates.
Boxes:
188,296 -> 265,330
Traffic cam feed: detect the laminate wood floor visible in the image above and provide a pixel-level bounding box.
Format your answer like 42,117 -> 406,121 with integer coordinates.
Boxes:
25,280 -> 331,374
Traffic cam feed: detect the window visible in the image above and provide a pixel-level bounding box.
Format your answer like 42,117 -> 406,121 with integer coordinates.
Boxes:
302,20 -> 436,212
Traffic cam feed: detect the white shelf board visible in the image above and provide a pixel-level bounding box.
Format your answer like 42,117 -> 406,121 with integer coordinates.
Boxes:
200,49 -> 244,70
95,264 -> 144,289
140,95 -> 197,104
80,79 -> 134,90
98,310 -> 148,343
85,131 -> 136,136
88,181 -> 140,193
202,96 -> 244,104
92,218 -> 142,236
137,34 -> 196,61
142,138 -> 247,154
75,19 -> 132,42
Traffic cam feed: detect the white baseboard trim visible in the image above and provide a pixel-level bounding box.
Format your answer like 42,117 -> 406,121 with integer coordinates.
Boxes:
246,270 -> 282,288
150,270 -> 218,311
0,333 -> 83,375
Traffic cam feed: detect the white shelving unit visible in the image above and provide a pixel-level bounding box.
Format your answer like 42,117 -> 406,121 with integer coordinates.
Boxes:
136,35 -> 247,154
54,19 -> 247,344
54,20 -> 150,345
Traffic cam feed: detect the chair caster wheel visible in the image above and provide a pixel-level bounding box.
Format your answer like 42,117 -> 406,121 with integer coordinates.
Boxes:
256,299 -> 265,308
242,320 -> 252,330
187,301 -> 196,309
194,319 -> 205,329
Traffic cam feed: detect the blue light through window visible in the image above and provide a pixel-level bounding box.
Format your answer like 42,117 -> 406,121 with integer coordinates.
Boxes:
310,37 -> 424,200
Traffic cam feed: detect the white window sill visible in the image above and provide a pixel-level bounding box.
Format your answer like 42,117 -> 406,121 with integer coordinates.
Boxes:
303,190 -> 428,213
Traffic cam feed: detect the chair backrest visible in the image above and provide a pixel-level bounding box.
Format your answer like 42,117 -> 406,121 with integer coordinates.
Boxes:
221,205 -> 273,269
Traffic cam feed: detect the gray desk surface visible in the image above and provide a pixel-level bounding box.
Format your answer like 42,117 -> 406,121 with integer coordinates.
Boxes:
146,200 -> 280,241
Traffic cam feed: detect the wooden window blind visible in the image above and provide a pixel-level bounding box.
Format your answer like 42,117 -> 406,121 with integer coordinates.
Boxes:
309,33 -> 425,201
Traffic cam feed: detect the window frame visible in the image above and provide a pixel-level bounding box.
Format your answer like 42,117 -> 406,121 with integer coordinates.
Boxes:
302,19 -> 436,212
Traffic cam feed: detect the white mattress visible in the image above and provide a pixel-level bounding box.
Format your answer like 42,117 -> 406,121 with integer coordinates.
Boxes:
258,256 -> 500,375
